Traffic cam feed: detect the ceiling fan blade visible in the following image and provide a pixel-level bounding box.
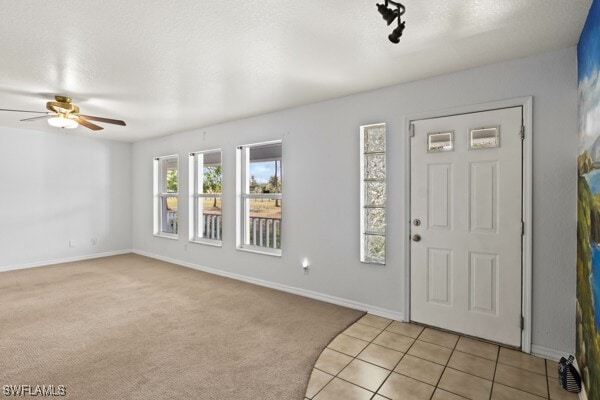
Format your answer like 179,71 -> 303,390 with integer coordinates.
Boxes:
78,114 -> 126,126
20,114 -> 53,122
74,117 -> 103,131
0,108 -> 48,114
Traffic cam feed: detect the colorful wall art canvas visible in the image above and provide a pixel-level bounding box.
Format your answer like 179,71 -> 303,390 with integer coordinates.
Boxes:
578,1 -> 600,398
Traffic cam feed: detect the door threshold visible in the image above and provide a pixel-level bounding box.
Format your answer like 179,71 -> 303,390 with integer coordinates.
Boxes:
410,320 -> 522,351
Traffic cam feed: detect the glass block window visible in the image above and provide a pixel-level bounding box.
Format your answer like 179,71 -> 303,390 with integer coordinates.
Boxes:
360,124 -> 386,264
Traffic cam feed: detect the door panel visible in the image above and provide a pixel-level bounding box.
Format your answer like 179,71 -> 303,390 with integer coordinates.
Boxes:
470,162 -> 497,233
468,252 -> 497,314
427,248 -> 452,305
428,164 -> 452,229
410,107 -> 522,347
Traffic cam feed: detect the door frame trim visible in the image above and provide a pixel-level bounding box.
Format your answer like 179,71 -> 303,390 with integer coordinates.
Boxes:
403,96 -> 533,353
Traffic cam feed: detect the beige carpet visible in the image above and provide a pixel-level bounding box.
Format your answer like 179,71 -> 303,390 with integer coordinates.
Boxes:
0,254 -> 363,399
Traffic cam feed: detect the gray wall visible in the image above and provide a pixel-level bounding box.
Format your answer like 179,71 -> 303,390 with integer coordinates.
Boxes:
0,128 -> 132,269
132,47 -> 577,354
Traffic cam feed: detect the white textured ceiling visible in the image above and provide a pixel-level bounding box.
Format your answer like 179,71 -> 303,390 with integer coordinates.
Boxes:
0,0 -> 591,142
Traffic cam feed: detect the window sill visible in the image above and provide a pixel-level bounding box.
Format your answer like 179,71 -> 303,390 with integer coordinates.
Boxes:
360,259 -> 386,265
189,238 -> 222,247
154,233 -> 179,240
236,246 -> 282,257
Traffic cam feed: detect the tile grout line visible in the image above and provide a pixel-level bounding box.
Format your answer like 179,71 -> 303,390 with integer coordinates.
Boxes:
313,317 -> 395,399
307,370 -> 333,400
402,326 -> 440,399
545,359 -> 551,399
344,317 -> 431,399
430,331 -> 458,400
494,360 -> 549,377
371,323 -> 458,399
309,335 -> 364,400
354,322 -> 472,399
360,318 -> 395,398
369,321 -> 410,399
396,331 -> 502,400
412,336 -> 549,397
488,345 -> 501,400
311,354 -> 350,400
312,317 -> 552,400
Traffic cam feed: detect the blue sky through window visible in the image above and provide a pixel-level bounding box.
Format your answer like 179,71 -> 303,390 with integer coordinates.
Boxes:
250,161 -> 278,183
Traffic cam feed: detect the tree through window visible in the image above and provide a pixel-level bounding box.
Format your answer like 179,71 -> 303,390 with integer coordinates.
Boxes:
154,155 -> 179,237
190,150 -> 223,245
237,141 -> 282,255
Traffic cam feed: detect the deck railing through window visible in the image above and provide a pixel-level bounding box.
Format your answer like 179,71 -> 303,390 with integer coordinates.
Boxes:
247,217 -> 281,249
199,214 -> 280,248
165,210 -> 178,234
202,214 -> 222,240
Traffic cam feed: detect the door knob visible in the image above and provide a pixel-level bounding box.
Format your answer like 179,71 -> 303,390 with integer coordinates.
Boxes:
412,234 -> 421,242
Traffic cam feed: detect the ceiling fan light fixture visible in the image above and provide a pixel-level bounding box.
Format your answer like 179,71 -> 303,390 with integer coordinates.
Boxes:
1,95 -> 125,132
48,116 -> 78,129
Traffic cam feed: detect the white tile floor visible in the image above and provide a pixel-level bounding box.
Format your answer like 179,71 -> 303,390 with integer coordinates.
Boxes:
305,314 -> 578,400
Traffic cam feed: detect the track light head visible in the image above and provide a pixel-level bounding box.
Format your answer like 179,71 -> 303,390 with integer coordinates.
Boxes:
377,3 -> 398,25
388,21 -> 406,44
376,3 -> 388,16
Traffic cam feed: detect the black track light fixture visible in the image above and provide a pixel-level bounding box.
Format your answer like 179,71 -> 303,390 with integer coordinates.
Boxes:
388,21 -> 406,43
376,0 -> 406,43
377,3 -> 398,25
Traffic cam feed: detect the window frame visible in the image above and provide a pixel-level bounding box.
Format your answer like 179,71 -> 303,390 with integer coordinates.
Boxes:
236,140 -> 283,256
153,154 -> 179,240
189,149 -> 223,247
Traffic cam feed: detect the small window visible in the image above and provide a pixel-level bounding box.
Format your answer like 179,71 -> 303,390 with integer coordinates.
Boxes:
153,155 -> 179,238
470,127 -> 499,149
427,131 -> 454,152
189,149 -> 222,246
236,141 -> 282,256
360,123 -> 386,264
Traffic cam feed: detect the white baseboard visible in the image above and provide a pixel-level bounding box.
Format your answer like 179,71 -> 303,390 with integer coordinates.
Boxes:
531,344 -> 571,361
0,249 -> 133,273
365,306 -> 405,322
132,249 -> 405,321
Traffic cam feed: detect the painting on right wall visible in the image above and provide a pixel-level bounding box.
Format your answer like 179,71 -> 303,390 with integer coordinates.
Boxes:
578,0 -> 600,398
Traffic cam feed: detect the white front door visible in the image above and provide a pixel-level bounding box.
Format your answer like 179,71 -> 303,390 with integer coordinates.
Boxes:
410,107 -> 523,347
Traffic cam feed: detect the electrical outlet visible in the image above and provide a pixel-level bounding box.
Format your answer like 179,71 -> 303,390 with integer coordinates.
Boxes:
69,240 -> 77,248
91,238 -> 98,246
